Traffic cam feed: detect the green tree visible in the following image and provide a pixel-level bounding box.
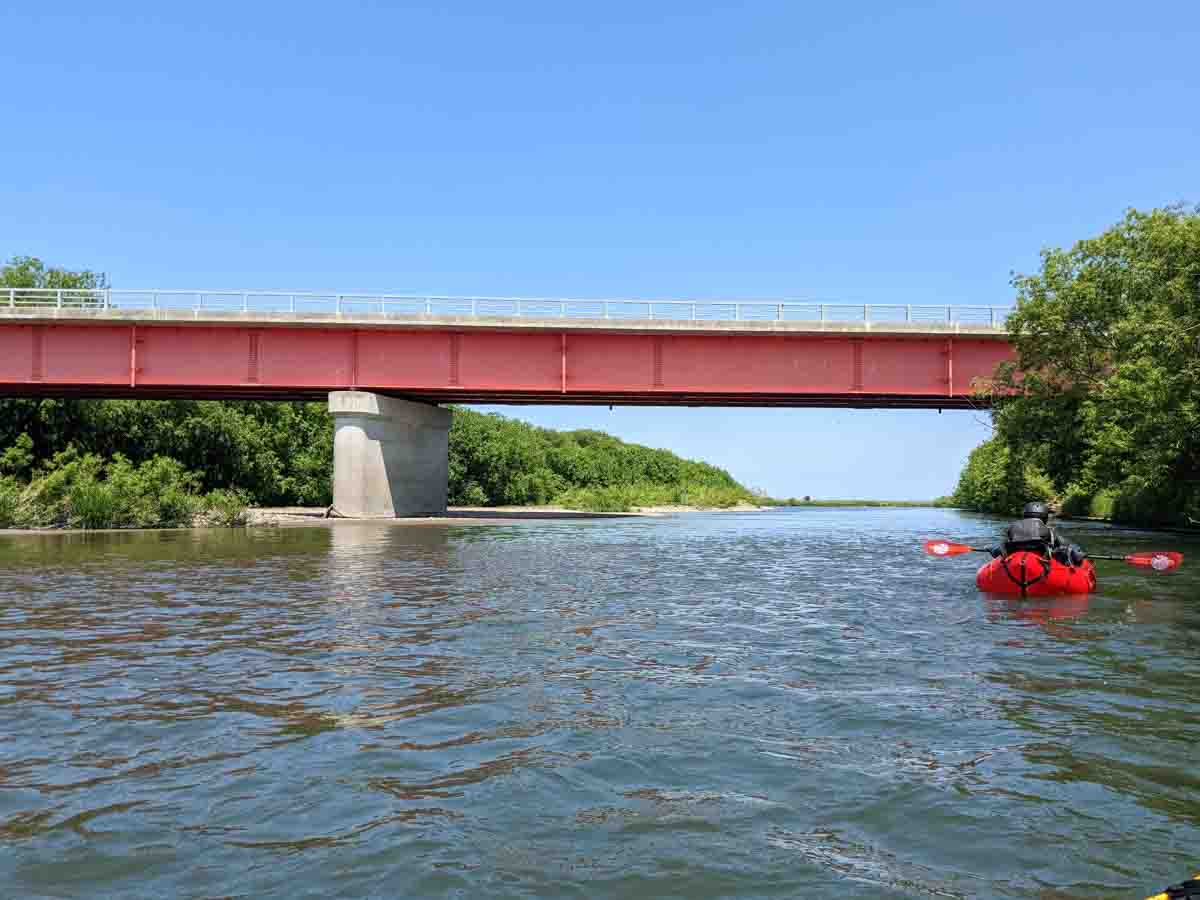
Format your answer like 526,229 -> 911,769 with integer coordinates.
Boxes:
960,206 -> 1200,524
952,436 -> 1053,515
1,255 -> 106,291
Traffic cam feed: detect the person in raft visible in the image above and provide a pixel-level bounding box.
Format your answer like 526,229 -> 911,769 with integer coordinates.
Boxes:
991,501 -> 1087,566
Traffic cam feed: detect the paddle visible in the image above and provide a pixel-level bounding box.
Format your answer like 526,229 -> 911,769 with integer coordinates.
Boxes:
923,540 -> 988,557
1085,550 -> 1184,571
923,540 -> 1184,572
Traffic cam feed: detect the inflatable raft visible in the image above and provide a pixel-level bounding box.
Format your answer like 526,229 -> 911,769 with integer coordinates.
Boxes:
975,550 -> 1096,596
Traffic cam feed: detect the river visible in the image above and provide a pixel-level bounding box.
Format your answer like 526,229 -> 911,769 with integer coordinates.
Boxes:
0,508 -> 1196,899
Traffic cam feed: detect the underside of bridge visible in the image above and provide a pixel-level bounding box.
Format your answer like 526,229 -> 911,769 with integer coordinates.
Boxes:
0,383 -> 991,409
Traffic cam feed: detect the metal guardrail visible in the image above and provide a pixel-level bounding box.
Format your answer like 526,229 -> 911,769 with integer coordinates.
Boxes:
1,288 -> 1015,327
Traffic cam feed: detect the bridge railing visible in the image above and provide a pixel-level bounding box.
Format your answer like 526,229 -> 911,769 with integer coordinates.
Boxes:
2,288 -> 1015,327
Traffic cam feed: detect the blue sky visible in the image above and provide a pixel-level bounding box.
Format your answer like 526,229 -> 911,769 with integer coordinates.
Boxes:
3,2 -> 1196,498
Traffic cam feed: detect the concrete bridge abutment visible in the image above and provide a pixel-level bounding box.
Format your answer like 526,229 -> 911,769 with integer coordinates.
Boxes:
328,391 -> 451,518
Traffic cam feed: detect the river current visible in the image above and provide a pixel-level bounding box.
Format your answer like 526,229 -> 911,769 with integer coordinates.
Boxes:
0,508 -> 1197,899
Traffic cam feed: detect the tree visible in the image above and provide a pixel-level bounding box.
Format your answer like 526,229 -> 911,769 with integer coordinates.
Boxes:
977,206 -> 1200,524
0,255 -> 106,291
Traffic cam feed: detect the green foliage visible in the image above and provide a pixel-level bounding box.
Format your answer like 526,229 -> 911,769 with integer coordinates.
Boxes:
0,476 -> 21,528
958,206 -> 1200,525
1061,485 -> 1119,519
555,484 -> 641,512
446,407 -> 753,508
0,434 -> 34,478
555,481 -> 755,512
17,457 -> 223,529
1088,488 -> 1118,520
952,436 -> 1054,516
0,399 -> 334,507
104,456 -> 202,528
0,452 -> 201,529
202,488 -> 251,527
0,256 -> 106,291
66,477 -> 120,529
22,449 -> 102,527
0,399 -> 760,521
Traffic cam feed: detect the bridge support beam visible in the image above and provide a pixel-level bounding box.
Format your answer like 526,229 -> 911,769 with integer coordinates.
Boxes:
328,391 -> 451,517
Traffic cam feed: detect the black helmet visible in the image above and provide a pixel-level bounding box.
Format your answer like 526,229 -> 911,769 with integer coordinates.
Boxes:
1022,501 -> 1050,522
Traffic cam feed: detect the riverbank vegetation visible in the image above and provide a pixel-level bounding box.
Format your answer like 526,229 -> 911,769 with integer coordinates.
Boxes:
0,444 -> 250,530
951,206 -> 1199,527
447,408 -> 760,511
0,396 -> 764,526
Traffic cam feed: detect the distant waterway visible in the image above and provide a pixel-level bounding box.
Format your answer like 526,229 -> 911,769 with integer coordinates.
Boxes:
0,509 -> 1197,899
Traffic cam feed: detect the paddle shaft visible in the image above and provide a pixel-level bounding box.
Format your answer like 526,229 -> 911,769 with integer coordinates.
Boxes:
924,540 -> 1182,570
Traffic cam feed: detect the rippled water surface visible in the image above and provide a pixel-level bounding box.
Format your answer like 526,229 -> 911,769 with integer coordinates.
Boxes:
1,509 -> 1198,899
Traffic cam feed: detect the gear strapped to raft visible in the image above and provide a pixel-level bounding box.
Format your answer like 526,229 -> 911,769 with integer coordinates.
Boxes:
997,551 -> 1054,597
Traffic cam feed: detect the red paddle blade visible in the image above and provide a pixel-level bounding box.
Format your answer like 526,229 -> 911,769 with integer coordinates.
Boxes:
924,539 -> 974,557
1124,551 -> 1184,572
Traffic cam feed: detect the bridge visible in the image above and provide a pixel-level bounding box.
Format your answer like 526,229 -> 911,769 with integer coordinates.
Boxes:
0,289 -> 1016,517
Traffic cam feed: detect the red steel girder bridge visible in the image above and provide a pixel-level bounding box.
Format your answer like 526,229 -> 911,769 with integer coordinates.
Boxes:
0,292 -> 1015,409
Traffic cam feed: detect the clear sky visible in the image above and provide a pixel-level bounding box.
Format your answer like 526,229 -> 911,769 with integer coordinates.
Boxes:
3,2 -> 1196,498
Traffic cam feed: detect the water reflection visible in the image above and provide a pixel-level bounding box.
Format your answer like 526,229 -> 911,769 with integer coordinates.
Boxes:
983,593 -> 1091,626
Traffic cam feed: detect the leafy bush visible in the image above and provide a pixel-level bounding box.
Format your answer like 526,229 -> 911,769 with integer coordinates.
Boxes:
556,484 -> 640,512
1088,489 -> 1118,520
952,437 -> 1054,515
202,488 -> 251,527
0,453 -> 203,529
455,482 -> 489,507
1109,477 -> 1184,527
1023,467 -> 1056,506
0,476 -> 22,528
1061,485 -> 1117,519
1060,485 -> 1090,518
103,456 -> 201,527
22,450 -> 104,527
67,478 -> 120,529
0,434 -> 34,479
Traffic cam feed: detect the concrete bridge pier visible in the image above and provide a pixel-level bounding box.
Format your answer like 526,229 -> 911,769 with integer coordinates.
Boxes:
328,391 -> 452,517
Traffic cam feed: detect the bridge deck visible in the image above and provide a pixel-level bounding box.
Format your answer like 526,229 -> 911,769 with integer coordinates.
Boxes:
0,307 -> 1009,337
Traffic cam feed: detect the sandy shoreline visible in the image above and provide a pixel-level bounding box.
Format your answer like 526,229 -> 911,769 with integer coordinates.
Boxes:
247,502 -> 772,527
0,503 -> 773,535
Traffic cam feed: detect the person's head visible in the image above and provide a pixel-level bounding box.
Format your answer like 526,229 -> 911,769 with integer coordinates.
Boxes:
1022,501 -> 1050,523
